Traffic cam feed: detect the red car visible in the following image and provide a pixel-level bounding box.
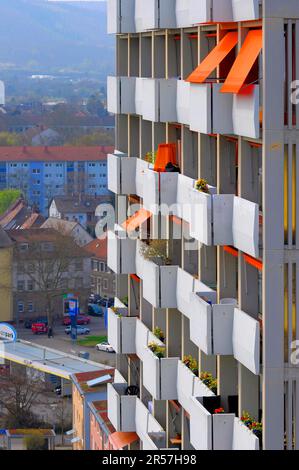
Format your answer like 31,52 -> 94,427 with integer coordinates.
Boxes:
62,315 -> 90,326
32,323 -> 48,335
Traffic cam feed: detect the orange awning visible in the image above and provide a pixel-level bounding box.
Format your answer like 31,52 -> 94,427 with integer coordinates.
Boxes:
154,143 -> 176,172
122,208 -> 152,232
185,32 -> 238,84
221,30 -> 263,94
109,432 -> 138,450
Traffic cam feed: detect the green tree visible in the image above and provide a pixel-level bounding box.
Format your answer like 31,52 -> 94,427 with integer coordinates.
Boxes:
86,93 -> 106,117
0,132 -> 22,146
65,130 -> 114,146
0,189 -> 22,215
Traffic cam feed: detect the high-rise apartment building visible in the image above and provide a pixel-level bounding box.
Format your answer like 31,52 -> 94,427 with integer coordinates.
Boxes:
106,0 -> 299,450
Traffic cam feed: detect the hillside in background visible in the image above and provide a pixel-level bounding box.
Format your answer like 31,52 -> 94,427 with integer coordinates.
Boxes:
0,0 -> 114,74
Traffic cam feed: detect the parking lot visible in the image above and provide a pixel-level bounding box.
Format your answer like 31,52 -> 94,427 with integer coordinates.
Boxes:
17,316 -> 116,367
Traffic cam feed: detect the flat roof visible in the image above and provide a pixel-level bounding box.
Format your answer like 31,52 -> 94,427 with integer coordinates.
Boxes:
0,340 -> 110,379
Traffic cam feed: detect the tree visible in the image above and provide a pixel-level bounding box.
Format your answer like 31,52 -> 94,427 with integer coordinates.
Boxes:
0,189 -> 22,216
86,93 -> 106,117
24,435 -> 47,451
0,371 -> 48,428
52,398 -> 72,446
65,129 -> 114,146
0,132 -> 22,146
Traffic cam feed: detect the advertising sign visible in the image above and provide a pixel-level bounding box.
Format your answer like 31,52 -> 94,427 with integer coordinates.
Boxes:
0,323 -> 17,342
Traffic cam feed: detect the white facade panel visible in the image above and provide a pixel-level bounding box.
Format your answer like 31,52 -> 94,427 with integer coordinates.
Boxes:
232,418 -> 260,450
176,268 -> 196,319
159,79 -> 178,122
177,361 -> 214,414
189,83 -> 212,134
107,76 -> 120,114
189,294 -> 213,354
108,153 -> 121,194
212,84 -> 234,134
213,194 -> 234,245
175,174 -> 194,223
108,309 -> 137,354
213,414 -> 235,450
189,398 -> 212,450
135,319 -> 150,361
175,0 -> 191,28
212,303 -> 235,355
233,308 -> 260,375
142,79 -> 159,122
107,232 -> 136,274
107,383 -> 136,432
232,0 -> 260,21
143,170 -> 159,215
160,266 -> 178,308
135,158 -> 150,199
159,172 -> 179,213
233,85 -> 260,139
121,77 -> 137,115
135,78 -> 144,116
142,259 -> 160,308
233,196 -> 259,258
189,189 -> 213,245
176,80 -> 190,125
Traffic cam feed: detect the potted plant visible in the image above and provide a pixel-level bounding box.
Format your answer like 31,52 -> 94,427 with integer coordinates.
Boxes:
148,342 -> 165,359
200,371 -> 218,394
195,178 -> 210,194
140,240 -> 171,266
214,407 -> 225,414
154,326 -> 165,342
183,355 -> 199,375
145,151 -> 157,165
241,411 -> 263,443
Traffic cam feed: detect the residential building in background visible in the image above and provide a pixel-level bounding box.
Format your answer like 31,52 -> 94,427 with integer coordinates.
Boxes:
7,228 -> 91,322
0,227 -> 13,322
0,146 -> 113,216
106,0 -> 299,451
49,194 -> 112,233
85,236 -> 115,299
0,197 -> 45,230
41,217 -> 93,247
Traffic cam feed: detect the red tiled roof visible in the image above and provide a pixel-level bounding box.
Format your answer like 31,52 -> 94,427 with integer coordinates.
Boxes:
0,146 -> 114,162
85,235 -> 107,260
0,201 -> 25,227
20,213 -> 42,229
74,368 -> 115,385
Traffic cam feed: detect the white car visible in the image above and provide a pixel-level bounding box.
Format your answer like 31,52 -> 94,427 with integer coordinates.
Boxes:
65,326 -> 90,335
96,341 -> 115,353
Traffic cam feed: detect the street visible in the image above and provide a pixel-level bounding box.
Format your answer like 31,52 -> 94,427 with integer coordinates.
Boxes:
16,316 -> 116,368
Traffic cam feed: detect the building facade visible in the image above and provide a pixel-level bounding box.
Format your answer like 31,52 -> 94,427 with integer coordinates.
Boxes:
106,0 -> 299,451
0,146 -> 113,216
85,236 -> 116,300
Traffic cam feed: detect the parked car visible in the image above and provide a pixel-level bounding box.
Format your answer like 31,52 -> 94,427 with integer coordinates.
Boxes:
32,323 -> 48,335
88,303 -> 104,317
62,315 -> 91,326
25,316 -> 48,329
64,326 -> 90,335
96,341 -> 115,353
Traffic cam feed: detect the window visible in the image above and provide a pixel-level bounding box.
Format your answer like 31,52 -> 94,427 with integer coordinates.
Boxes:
19,243 -> 29,252
17,281 -> 25,291
27,280 -> 34,291
42,242 -> 54,252
103,279 -> 108,290
92,260 -> 99,271
100,262 -> 105,272
28,302 -> 34,313
18,302 -> 24,313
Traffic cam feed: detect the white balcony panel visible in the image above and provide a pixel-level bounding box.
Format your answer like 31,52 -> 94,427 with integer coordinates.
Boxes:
135,158 -> 150,199
232,0 -> 260,21
108,152 -> 121,194
213,414 -> 235,450
107,76 -> 120,114
189,189 -> 213,245
212,84 -> 234,134
108,152 -> 136,195
142,79 -> 159,122
135,240 -> 145,279
159,79 -> 178,122
108,309 -> 137,354
233,85 -> 260,139
107,383 -> 136,432
135,319 -> 151,361
176,268 -> 196,319
233,197 -> 259,258
232,418 -> 260,450
160,173 -> 179,214
121,77 -> 137,115
135,398 -> 166,448
143,170 -> 178,215
233,308 -> 260,375
176,80 -> 190,125
175,174 -> 194,223
143,347 -> 179,400
189,84 -> 212,134
175,0 -> 190,28
142,259 -> 160,308
177,361 -> 214,414
187,0 -> 233,24
135,0 -> 176,32
189,294 -> 213,354
135,78 -> 144,116
212,303 -> 235,355
213,194 -> 234,245
107,232 -> 136,274
189,398 -> 212,450
107,0 -> 136,34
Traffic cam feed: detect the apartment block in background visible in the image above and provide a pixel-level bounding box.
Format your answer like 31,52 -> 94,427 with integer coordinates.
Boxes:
106,0 -> 299,450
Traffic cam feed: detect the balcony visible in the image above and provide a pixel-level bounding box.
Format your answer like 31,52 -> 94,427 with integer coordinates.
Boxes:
176,80 -> 190,125
107,230 -> 136,274
177,361 -> 215,414
107,0 -> 136,34
107,382 -> 137,432
232,85 -> 260,139
135,0 -> 176,33
232,0 -> 260,22
108,303 -> 137,354
107,152 -> 137,195
232,418 -> 260,450
135,399 -> 166,450
141,79 -> 177,123
142,169 -> 179,216
107,76 -> 136,115
142,344 -> 179,400
232,196 -> 260,258
233,308 -> 260,375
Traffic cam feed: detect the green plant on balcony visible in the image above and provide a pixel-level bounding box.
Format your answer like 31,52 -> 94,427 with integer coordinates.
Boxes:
241,411 -> 263,441
183,355 -> 199,375
121,296 -> 128,307
200,371 -> 218,394
153,326 -> 165,342
140,240 -> 171,265
145,151 -> 157,165
148,342 -> 165,359
195,178 -> 210,194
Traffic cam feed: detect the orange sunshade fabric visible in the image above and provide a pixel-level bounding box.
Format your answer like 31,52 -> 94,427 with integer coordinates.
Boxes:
221,29 -> 263,94
122,208 -> 151,232
185,32 -> 238,84
154,143 -> 176,172
109,432 -> 138,450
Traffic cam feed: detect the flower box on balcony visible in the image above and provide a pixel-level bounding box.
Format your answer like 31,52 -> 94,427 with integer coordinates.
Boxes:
108,152 -> 137,195
188,294 -> 236,355
107,383 -> 137,432
189,397 -> 235,450
135,0 -> 176,32
107,0 -> 136,34
108,307 -> 137,354
177,361 -> 215,414
107,231 -> 136,274
142,344 -> 179,400
233,308 -> 260,375
233,85 -> 260,139
232,418 -> 260,450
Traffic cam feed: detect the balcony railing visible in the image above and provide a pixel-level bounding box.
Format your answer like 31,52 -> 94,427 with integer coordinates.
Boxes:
108,301 -> 137,354
107,230 -> 137,274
